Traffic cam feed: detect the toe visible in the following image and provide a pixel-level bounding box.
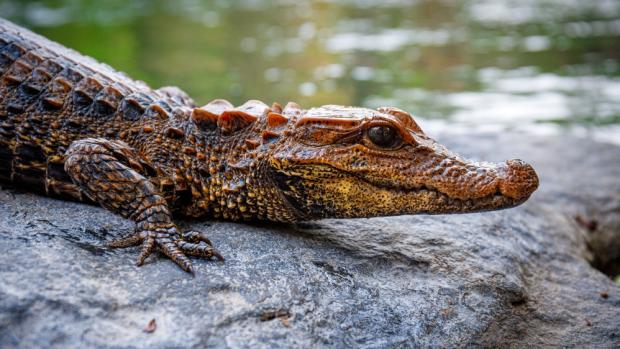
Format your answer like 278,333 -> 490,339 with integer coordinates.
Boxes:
136,237 -> 155,266
158,240 -> 194,273
108,232 -> 144,248
177,241 -> 224,261
181,230 -> 213,246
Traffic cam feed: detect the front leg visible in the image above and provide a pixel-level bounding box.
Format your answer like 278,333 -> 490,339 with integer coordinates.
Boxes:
64,138 -> 222,273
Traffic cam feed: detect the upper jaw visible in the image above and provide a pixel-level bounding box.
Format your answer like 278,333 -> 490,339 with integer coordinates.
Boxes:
352,153 -> 539,204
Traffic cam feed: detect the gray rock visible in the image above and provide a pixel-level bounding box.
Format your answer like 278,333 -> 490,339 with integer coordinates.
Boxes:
0,132 -> 618,348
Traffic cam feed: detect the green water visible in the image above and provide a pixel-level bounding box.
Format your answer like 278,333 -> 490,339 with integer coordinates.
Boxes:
2,0 -> 620,142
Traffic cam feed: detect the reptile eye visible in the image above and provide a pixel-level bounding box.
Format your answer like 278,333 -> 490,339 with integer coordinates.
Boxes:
367,125 -> 400,148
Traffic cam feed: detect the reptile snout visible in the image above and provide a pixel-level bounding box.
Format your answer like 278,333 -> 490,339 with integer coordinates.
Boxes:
497,159 -> 539,201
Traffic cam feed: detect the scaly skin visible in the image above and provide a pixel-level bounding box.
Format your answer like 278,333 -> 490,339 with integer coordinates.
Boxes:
0,18 -> 539,273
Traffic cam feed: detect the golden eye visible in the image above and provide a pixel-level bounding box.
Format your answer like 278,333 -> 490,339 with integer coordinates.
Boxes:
367,125 -> 401,148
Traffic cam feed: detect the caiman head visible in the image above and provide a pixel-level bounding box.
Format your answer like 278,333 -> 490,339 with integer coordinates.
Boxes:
265,104 -> 539,220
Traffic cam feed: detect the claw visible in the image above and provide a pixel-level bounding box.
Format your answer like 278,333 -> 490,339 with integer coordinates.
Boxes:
187,264 -> 195,277
212,248 -> 225,262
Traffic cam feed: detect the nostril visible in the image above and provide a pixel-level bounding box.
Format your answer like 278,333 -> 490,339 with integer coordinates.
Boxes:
498,159 -> 539,200
506,159 -> 527,168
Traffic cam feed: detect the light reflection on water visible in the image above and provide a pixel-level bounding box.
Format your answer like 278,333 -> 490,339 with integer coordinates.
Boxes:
2,0 -> 620,144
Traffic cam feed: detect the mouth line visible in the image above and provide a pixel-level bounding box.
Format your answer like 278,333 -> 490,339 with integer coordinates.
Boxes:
346,170 -> 527,212
357,174 -> 516,209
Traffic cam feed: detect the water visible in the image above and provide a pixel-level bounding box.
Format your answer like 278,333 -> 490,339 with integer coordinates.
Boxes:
2,0 -> 620,144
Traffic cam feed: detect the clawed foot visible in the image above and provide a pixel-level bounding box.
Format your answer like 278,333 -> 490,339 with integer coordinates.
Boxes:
107,228 -> 224,274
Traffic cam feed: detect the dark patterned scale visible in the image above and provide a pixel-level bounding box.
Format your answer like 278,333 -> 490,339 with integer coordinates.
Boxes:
0,19 -> 191,197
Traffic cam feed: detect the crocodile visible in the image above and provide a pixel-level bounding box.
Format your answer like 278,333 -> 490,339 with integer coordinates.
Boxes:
0,18 -> 539,274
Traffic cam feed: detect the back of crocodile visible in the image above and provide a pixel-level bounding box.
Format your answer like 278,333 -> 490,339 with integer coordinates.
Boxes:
0,19 -> 188,199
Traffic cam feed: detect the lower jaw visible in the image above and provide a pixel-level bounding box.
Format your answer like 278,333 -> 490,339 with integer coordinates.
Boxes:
410,189 -> 523,214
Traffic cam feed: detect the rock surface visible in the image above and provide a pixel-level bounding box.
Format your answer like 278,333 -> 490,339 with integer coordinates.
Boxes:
0,131 -> 618,348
